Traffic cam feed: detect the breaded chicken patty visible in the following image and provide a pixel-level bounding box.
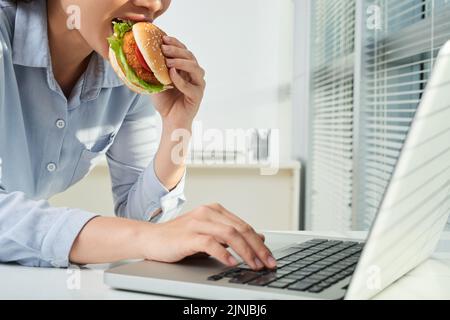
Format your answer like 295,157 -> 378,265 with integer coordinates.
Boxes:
122,31 -> 160,85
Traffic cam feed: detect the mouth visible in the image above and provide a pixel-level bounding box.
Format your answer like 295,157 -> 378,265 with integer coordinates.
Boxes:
112,16 -> 153,25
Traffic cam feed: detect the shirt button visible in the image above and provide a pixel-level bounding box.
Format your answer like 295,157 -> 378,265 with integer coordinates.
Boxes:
56,119 -> 66,129
46,163 -> 57,172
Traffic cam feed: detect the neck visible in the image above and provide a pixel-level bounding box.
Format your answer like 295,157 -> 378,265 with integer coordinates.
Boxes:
47,1 -> 93,97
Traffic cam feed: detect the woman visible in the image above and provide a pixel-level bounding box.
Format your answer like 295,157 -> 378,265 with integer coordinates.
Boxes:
0,0 -> 276,270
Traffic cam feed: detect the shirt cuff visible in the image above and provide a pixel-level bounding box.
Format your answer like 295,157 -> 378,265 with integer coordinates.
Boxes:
40,210 -> 99,268
140,160 -> 186,222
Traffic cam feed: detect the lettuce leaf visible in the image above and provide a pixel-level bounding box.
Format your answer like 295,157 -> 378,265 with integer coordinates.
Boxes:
108,21 -> 164,94
113,21 -> 133,38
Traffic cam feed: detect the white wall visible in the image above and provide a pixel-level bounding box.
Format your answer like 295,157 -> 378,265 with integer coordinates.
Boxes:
157,0 -> 294,160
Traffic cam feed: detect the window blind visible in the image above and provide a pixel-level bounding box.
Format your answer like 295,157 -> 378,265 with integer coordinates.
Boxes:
309,0 -> 356,231
307,0 -> 450,231
358,0 -> 450,229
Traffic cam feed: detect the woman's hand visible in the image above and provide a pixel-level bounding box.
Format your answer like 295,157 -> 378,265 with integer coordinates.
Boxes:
139,203 -> 277,271
151,36 -> 205,190
151,36 -> 206,129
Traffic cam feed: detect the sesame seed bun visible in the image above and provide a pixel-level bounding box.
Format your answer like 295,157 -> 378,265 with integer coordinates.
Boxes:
133,22 -> 172,86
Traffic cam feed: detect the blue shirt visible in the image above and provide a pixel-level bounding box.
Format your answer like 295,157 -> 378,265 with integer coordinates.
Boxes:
0,0 -> 186,267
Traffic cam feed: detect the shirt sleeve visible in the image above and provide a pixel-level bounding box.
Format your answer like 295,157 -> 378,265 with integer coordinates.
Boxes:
0,188 -> 99,267
106,95 -> 186,223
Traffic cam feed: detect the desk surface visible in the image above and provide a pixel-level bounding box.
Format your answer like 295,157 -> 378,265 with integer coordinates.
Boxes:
1,231 -> 450,300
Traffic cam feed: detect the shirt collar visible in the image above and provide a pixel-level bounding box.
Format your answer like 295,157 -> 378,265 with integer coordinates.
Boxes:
12,0 -> 123,89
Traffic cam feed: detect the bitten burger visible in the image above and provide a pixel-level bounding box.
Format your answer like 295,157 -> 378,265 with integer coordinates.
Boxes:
108,20 -> 173,94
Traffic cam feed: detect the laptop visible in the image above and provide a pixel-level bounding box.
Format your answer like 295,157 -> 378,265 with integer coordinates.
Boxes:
104,41 -> 450,300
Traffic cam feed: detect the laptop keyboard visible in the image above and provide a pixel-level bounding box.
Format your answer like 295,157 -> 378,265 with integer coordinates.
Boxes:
207,239 -> 364,294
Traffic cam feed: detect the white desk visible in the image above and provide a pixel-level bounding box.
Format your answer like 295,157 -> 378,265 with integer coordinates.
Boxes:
1,231 -> 449,300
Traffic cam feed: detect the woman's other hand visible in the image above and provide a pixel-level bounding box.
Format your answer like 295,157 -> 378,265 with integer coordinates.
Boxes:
139,203 -> 277,271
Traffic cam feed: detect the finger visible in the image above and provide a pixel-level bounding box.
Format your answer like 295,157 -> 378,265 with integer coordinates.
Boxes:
163,35 -> 187,49
258,233 -> 266,242
162,45 -> 196,61
205,204 -> 276,269
194,235 -> 238,267
206,204 -> 269,246
179,70 -> 192,83
193,220 -> 263,270
169,67 -> 196,97
208,204 -> 268,245
166,58 -> 205,86
214,214 -> 275,269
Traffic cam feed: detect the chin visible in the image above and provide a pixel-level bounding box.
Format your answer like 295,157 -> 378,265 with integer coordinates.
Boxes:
97,26 -> 115,59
